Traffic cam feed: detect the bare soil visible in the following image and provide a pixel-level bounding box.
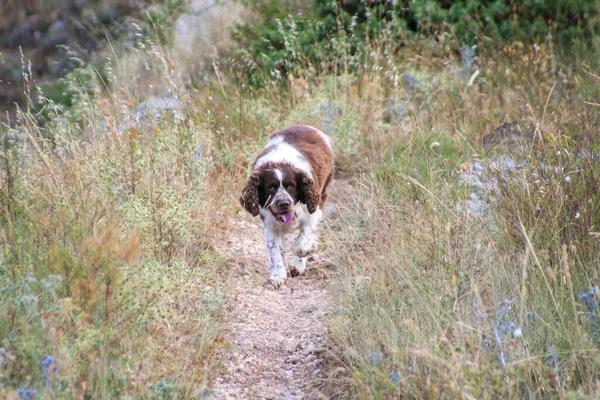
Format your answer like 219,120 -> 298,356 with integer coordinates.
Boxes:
210,210 -> 338,399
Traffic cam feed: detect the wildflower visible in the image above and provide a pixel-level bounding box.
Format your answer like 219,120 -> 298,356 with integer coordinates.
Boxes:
389,371 -> 400,382
430,141 -> 440,150
495,298 -> 513,317
579,288 -> 599,318
17,388 -> 35,400
546,346 -> 558,368
368,352 -> 383,365
495,319 -> 517,339
401,73 -> 417,89
575,212 -> 580,219
41,355 -> 58,385
41,355 -> 55,369
564,176 -> 571,183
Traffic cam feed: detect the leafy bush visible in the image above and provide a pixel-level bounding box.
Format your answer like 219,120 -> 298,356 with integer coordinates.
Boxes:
234,0 -> 600,85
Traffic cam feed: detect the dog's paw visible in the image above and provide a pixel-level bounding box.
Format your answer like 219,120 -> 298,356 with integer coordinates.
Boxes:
266,269 -> 287,289
293,235 -> 318,258
289,256 -> 307,277
266,276 -> 287,289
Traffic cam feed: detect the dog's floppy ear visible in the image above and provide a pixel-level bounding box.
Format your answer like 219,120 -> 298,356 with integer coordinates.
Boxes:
240,170 -> 261,217
298,171 -> 320,214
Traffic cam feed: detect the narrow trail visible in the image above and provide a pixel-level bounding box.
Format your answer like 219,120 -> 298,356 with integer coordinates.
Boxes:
210,209 -> 338,399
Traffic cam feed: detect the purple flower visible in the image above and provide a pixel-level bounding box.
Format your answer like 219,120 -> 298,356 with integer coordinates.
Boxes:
389,371 -> 399,382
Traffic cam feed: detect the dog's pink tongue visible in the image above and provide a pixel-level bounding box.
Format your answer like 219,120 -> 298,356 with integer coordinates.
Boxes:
277,212 -> 294,224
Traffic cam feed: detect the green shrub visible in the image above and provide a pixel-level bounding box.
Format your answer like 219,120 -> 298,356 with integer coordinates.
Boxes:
234,0 -> 600,86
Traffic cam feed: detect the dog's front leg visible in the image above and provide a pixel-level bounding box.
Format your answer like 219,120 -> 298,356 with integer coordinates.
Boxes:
265,226 -> 287,288
292,207 -> 323,258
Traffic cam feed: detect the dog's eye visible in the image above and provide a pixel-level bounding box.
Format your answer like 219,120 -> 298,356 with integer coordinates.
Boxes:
286,183 -> 295,190
267,184 -> 278,193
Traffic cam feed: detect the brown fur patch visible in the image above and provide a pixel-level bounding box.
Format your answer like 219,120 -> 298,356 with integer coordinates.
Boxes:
239,170 -> 261,216
297,169 -> 320,213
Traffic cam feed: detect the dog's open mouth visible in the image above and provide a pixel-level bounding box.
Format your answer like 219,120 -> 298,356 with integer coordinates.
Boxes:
273,212 -> 294,224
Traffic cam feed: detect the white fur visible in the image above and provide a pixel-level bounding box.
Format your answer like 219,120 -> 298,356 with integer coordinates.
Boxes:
255,142 -> 313,179
267,135 -> 286,146
274,168 -> 283,182
263,202 -> 322,288
264,222 -> 287,287
292,206 -> 323,257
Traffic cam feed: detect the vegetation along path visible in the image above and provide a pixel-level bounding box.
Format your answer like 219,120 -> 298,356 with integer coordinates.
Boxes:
211,204 -> 338,399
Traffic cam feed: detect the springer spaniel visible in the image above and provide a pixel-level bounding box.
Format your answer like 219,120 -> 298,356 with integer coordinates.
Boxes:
240,125 -> 334,288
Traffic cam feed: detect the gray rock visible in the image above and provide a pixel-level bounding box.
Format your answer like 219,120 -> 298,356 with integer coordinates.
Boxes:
174,1 -> 220,51
458,155 -> 521,217
174,14 -> 202,51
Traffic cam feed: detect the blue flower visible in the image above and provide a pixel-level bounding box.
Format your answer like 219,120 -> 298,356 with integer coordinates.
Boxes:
546,346 -> 558,369
526,311 -> 535,320
401,73 -> 417,89
495,299 -> 513,318
17,387 -> 35,400
388,371 -> 400,382
585,298 -> 598,310
579,288 -> 599,315
40,355 -> 55,369
40,355 -> 58,385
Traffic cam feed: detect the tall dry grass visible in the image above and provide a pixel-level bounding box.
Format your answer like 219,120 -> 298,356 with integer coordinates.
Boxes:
0,2 -> 250,397
307,42 -> 600,399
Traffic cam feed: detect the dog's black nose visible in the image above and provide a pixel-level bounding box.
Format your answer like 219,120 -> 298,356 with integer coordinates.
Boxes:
277,199 -> 291,208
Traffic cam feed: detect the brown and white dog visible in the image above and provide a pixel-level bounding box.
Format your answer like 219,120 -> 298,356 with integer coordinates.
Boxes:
240,125 -> 334,288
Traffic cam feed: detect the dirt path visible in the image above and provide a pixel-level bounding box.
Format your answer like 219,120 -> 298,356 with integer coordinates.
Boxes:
210,213 -> 337,399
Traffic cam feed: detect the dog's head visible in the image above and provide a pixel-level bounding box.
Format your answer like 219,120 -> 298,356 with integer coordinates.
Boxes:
240,162 -> 319,223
